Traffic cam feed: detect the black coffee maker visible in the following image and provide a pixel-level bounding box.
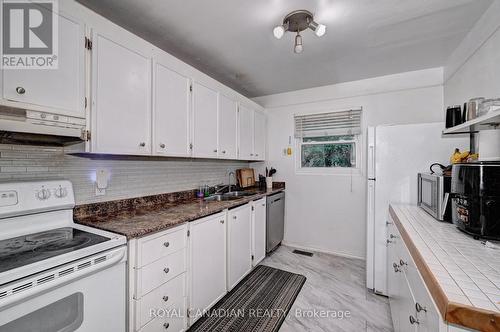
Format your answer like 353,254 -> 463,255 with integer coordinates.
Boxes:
451,162 -> 500,239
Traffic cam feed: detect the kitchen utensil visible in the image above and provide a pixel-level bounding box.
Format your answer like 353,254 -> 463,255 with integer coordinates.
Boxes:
269,168 -> 277,177
445,106 -> 462,128
466,98 -> 485,121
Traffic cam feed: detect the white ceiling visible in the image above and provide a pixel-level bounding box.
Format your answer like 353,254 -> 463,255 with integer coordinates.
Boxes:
77,0 -> 493,98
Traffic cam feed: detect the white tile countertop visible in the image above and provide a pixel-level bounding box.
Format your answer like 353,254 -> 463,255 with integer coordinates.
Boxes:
391,205 -> 500,312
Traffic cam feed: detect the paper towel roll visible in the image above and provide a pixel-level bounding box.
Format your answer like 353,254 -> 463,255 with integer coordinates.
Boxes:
478,130 -> 500,161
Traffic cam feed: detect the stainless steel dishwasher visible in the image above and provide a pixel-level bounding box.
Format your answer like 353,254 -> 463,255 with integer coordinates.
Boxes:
266,191 -> 285,253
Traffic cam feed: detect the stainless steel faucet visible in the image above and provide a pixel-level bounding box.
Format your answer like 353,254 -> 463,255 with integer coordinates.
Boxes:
228,171 -> 235,193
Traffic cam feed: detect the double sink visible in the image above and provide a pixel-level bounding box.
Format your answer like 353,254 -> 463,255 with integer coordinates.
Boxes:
204,191 -> 255,202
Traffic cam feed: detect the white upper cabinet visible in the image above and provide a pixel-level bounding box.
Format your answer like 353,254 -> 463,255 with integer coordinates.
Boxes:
91,31 -> 152,155
153,61 -> 191,157
2,10 -> 85,117
218,94 -> 238,159
238,105 -> 254,160
254,111 -> 266,160
192,82 -> 218,158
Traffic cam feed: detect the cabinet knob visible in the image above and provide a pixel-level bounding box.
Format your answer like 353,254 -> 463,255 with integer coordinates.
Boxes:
160,143 -> 166,149
389,234 -> 397,239
163,267 -> 170,274
162,295 -> 169,302
213,149 -> 218,153
262,204 -> 265,207
139,142 -> 146,147
250,153 -> 254,156
233,216 -> 237,220
415,303 -> 427,313
255,154 -> 259,157
163,242 -> 170,248
220,220 -> 224,224
409,315 -> 419,325
163,322 -> 170,329
222,150 -> 226,154
386,239 -> 393,244
16,87 -> 26,95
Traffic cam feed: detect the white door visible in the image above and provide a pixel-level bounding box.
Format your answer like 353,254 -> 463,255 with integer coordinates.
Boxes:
253,111 -> 266,161
252,198 -> 267,266
227,204 -> 252,290
188,212 -> 226,323
192,82 -> 218,158
153,62 -> 191,157
218,94 -> 238,159
238,106 -> 254,160
91,31 -> 151,155
3,11 -> 85,117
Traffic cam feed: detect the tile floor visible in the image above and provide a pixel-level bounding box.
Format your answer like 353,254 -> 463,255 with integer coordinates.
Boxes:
261,246 -> 394,332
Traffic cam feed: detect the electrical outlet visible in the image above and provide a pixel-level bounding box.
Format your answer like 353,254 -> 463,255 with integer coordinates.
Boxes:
95,168 -> 109,196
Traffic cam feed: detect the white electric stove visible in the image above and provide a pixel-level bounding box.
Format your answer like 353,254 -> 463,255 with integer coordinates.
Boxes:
0,180 -> 127,332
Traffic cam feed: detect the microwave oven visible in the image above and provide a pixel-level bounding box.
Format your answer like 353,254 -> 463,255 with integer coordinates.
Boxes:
417,173 -> 452,222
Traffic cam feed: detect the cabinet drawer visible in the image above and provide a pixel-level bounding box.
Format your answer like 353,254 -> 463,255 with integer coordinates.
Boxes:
137,249 -> 186,296
139,298 -> 187,332
138,226 -> 187,267
135,273 -> 186,330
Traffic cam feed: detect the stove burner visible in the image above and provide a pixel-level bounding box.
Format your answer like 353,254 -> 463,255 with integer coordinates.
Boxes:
0,227 -> 110,274
33,235 -> 92,253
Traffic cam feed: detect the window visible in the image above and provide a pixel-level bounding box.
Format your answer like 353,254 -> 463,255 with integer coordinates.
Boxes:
295,109 -> 362,172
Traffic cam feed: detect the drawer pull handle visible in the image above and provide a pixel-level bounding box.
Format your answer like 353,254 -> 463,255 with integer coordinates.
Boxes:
399,259 -> 408,267
16,87 -> 26,94
415,303 -> 427,313
162,296 -> 169,302
233,216 -> 237,220
163,242 -> 170,248
393,263 -> 400,273
409,315 -> 419,325
163,267 -> 170,274
163,322 -> 170,329
386,239 -> 393,244
220,220 -> 224,224
390,234 -> 397,239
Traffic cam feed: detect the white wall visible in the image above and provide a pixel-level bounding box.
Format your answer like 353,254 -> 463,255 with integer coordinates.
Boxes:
253,68 -> 444,259
444,0 -> 500,106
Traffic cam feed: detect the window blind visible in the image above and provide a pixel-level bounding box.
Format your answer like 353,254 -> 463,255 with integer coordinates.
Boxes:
294,109 -> 362,138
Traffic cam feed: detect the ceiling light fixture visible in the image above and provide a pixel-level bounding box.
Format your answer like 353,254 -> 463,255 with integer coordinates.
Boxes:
273,10 -> 326,53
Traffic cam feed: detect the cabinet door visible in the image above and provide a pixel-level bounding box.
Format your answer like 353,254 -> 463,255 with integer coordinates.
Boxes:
153,62 -> 191,157
252,198 -> 267,266
192,82 -> 218,158
189,212 -> 226,323
3,11 -> 85,117
254,111 -> 266,161
218,94 -> 238,159
91,31 -> 151,155
238,105 -> 254,160
227,204 -> 252,290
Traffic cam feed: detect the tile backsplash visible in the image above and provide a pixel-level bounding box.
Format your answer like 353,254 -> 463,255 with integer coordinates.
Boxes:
0,144 -> 248,205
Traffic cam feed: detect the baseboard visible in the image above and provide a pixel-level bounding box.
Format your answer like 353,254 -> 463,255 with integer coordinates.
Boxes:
281,241 -> 366,261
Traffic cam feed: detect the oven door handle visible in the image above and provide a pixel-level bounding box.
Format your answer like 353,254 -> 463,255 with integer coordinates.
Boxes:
0,246 -> 126,310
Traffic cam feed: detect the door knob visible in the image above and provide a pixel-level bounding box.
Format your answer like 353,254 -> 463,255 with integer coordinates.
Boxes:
16,87 -> 26,94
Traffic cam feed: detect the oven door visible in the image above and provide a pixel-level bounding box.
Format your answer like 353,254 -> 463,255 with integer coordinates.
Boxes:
0,246 -> 126,332
418,174 -> 440,219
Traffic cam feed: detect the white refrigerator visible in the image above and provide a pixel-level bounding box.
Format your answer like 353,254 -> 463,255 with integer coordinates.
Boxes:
366,122 -> 468,295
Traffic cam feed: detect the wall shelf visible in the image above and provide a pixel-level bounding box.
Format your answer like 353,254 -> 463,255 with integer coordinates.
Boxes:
443,108 -> 500,135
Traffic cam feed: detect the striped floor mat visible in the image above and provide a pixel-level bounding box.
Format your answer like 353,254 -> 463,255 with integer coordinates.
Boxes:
188,265 -> 306,332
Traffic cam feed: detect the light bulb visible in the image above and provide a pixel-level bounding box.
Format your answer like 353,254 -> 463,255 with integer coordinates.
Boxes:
294,33 -> 303,54
315,24 -> 326,37
273,25 -> 285,39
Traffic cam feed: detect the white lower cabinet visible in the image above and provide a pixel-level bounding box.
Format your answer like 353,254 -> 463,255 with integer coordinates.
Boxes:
227,204 -> 253,290
387,216 -> 451,332
128,224 -> 188,332
252,198 -> 267,266
188,211 -> 227,324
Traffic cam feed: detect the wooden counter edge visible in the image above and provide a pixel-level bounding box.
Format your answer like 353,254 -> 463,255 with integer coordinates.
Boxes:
389,205 -> 500,332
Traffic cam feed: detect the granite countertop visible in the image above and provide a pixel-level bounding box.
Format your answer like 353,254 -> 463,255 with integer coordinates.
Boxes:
75,186 -> 284,239
390,205 -> 500,331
